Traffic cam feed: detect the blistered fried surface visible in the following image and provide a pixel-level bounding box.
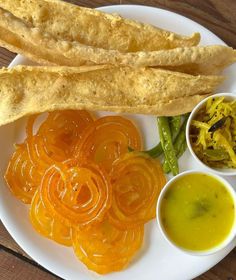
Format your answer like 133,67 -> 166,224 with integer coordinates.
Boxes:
0,65 -> 224,126
0,6 -> 201,67
0,0 -> 200,53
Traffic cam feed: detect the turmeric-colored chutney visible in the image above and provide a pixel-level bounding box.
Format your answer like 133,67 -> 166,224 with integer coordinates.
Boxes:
158,172 -> 236,253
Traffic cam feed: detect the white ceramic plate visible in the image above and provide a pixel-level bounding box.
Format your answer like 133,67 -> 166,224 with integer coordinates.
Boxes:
0,5 -> 236,280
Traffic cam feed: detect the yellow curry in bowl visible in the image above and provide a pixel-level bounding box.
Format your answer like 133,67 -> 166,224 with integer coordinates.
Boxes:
158,172 -> 236,253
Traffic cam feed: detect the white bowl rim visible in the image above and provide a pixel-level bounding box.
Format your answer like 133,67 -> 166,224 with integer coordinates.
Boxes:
156,169 -> 236,256
186,92 -> 236,176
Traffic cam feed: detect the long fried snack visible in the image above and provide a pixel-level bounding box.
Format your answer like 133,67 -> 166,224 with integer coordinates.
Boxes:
0,65 -> 224,126
0,6 -> 234,72
154,45 -> 236,75
0,0 -> 200,52
0,6 -> 201,67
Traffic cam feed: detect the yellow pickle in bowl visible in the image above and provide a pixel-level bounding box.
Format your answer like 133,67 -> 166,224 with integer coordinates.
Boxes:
190,95 -> 236,169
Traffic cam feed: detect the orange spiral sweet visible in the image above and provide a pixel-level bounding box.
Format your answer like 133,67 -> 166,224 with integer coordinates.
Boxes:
5,110 -> 94,204
108,152 -> 166,229
26,110 -> 94,171
4,144 -> 40,204
72,218 -> 144,274
39,161 -> 112,227
4,109 -> 166,274
30,190 -> 72,246
74,116 -> 142,172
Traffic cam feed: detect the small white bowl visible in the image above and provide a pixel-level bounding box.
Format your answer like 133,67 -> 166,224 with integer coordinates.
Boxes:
156,170 -> 236,256
186,92 -> 236,176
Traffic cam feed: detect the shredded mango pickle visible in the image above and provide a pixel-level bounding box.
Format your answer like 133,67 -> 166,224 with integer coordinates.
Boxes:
190,97 -> 236,168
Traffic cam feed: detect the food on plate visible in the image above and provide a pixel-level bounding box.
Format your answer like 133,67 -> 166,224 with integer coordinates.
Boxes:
0,0 -> 200,66
131,114 -> 189,175
0,65 -> 224,127
40,162 -> 112,228
169,116 -> 182,138
108,152 -> 166,229
2,0 -> 236,274
0,0 -> 200,51
30,190 -> 72,246
5,143 -> 40,204
136,142 -> 163,158
5,110 -> 94,204
157,46 -> 236,75
0,2 -> 235,70
158,117 -> 179,176
5,110 -> 165,273
190,96 -> 236,168
0,5 -> 235,69
26,110 -> 94,170
72,219 -> 144,274
74,116 -> 142,172
160,173 -> 235,251
160,114 -> 189,175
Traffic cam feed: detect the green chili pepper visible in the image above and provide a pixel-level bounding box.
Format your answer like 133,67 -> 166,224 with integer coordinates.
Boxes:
163,142 -> 187,173
170,115 -> 182,139
144,142 -> 163,157
128,117 -> 164,158
146,116 -> 182,158
163,114 -> 189,174
143,116 -> 181,159
178,141 -> 187,158
128,141 -> 163,157
158,117 -> 179,176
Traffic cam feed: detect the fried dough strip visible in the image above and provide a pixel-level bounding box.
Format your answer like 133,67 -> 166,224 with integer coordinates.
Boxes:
157,46 -> 236,75
0,7 -> 234,72
0,0 -> 200,53
0,7 -> 202,67
154,45 -> 236,75
0,66 -> 223,126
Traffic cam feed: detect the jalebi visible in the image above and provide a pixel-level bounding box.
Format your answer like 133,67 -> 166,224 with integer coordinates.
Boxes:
74,116 -> 142,172
26,110 -> 94,172
5,110 -> 94,203
39,161 -> 112,227
4,144 -> 40,204
4,109 -> 166,274
30,190 -> 72,246
108,152 -> 166,229
72,218 -> 144,274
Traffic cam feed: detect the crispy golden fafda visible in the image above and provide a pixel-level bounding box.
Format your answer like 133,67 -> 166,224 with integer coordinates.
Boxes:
0,5 -> 202,67
0,0 -> 200,53
0,6 -> 234,72
0,66 -> 224,126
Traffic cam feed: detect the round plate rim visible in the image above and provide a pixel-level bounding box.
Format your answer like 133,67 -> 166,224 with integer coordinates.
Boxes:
0,4 -> 235,280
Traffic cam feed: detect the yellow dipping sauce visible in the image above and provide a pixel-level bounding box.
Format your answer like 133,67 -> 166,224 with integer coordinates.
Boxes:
160,173 -> 235,251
